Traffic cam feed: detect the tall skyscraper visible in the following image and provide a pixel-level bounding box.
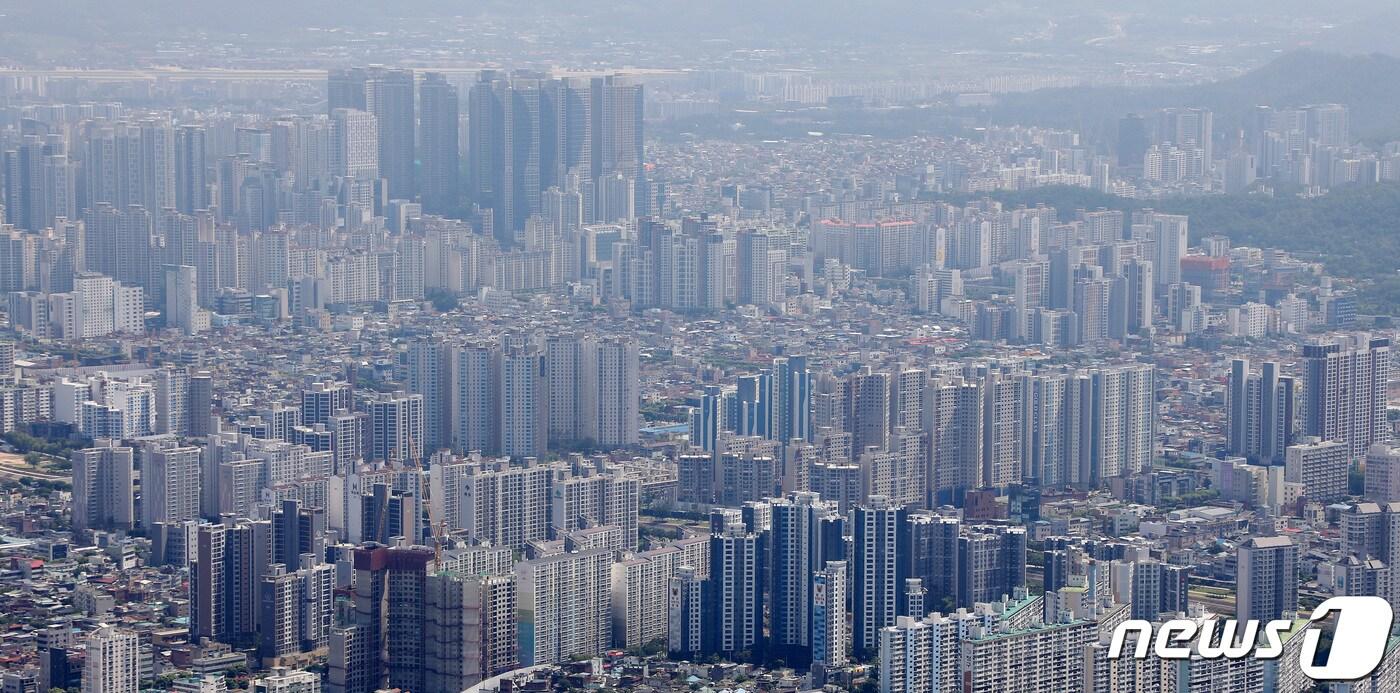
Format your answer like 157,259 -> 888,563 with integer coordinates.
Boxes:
259,555 -> 334,662
175,125 -> 208,214
361,482 -> 420,546
406,339 -> 451,452
1124,259 -> 1153,333
1074,275 -> 1112,349
1305,104 -> 1350,147
270,498 -> 324,570
909,513 -> 961,612
366,68 -> 416,201
328,67 -> 368,112
163,264 -> 204,335
328,68 -> 414,199
189,371 -> 214,438
667,565 -> 705,659
327,545 -> 434,693
301,380 -> 352,428
923,377 -> 984,503
1336,501 -> 1400,604
190,517 -> 268,645
1159,106 -> 1213,168
1086,364 -> 1156,483
588,336 -> 640,448
771,355 -> 812,444
854,496 -> 910,656
468,73 -> 643,241
330,109 -> 379,181
768,492 -> 839,665
736,230 -> 773,307
366,392 -> 425,464
3,135 -> 76,232
847,369 -> 891,458
549,468 -> 641,551
1366,444 -> 1400,503
811,560 -> 850,672
1127,560 -> 1191,621
592,75 -> 644,193
461,463 -> 550,549
498,338 -> 545,458
419,73 -> 460,215
1150,214 -> 1187,288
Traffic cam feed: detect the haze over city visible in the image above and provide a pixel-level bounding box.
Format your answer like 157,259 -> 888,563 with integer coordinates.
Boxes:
0,3 -> 1399,693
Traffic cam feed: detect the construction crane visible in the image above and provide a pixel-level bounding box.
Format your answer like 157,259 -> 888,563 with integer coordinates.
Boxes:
410,424 -> 448,565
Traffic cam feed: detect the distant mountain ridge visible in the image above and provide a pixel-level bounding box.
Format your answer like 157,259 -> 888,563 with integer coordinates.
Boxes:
981,51 -> 1400,143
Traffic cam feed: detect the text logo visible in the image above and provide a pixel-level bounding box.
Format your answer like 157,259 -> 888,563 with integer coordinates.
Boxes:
1108,596 -> 1393,681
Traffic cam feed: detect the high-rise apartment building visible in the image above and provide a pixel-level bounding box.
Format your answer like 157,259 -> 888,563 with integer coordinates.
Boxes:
330,109 -> 378,182
1284,437 -> 1351,503
1228,359 -> 1296,464
327,545 -> 434,693
1365,444 -> 1400,503
768,492 -> 842,664
365,392 -> 425,464
327,68 -> 414,199
1304,335 -> 1391,458
515,548 -> 612,666
956,525 -> 1027,608
704,523 -> 764,657
139,442 -> 201,530
418,72 -> 460,215
1150,214 -> 1187,288
469,73 -> 643,240
190,517 -> 269,645
423,570 -> 517,692
1236,535 -> 1299,623
854,496 -> 910,656
82,625 -> 141,693
71,444 -> 135,533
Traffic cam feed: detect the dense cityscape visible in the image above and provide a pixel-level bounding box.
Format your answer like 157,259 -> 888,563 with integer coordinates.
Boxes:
1,3 -> 1400,693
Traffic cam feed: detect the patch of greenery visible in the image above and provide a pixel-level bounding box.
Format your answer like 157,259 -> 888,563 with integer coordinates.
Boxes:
5,427 -> 93,458
425,288 -> 461,313
948,184 -> 1400,315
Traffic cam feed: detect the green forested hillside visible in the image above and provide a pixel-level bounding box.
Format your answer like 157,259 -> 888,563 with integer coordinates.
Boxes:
961,185 -> 1400,315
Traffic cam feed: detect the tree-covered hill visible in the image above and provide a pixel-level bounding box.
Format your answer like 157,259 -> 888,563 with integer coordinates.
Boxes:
960,184 -> 1400,315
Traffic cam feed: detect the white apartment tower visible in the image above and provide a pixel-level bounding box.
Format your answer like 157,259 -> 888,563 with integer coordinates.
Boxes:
82,625 -> 141,693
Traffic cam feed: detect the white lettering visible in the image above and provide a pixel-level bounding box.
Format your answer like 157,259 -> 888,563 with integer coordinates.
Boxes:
1106,596 -> 1395,682
1108,620 -> 1153,659
1254,620 -> 1290,659
1153,621 -> 1198,659
1198,619 -> 1260,659
1301,596 -> 1393,680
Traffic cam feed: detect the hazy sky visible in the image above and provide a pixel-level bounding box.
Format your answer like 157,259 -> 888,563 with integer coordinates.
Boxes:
0,0 -> 1396,72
